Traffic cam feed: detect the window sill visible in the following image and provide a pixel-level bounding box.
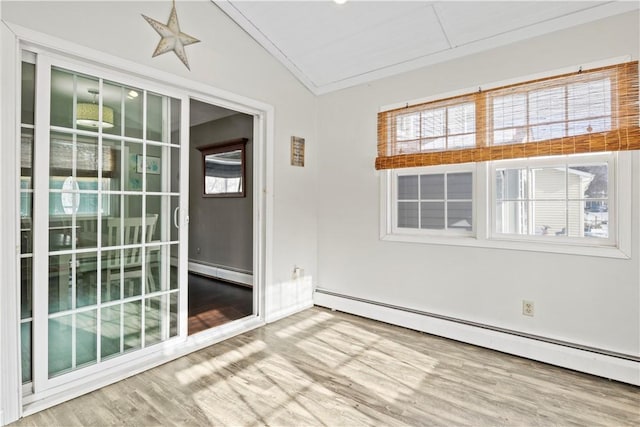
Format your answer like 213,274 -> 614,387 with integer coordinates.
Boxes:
380,232 -> 630,259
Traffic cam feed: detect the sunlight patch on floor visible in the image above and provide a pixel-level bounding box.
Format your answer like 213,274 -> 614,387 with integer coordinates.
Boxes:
275,310 -> 333,339
192,351 -> 381,426
174,339 -> 267,386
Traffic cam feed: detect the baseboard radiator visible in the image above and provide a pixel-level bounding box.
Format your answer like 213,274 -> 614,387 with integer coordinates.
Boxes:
188,261 -> 253,287
314,288 -> 640,386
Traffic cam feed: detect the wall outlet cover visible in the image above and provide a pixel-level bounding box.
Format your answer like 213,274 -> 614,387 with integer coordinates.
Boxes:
522,300 -> 535,317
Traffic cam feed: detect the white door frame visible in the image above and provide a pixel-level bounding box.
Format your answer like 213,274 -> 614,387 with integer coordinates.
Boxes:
0,23 -> 273,422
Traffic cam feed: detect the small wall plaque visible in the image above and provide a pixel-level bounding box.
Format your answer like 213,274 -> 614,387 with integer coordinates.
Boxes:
291,136 -> 305,167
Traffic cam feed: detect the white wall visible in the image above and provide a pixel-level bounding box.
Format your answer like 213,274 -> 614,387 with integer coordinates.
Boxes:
0,2 -> 4,422
1,0 -> 317,320
316,11 -> 640,357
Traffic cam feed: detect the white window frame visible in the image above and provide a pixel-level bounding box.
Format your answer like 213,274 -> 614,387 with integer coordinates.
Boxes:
489,152 -> 617,247
380,151 -> 633,259
383,163 -> 479,242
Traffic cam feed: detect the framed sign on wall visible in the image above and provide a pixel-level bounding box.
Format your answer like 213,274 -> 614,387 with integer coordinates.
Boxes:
291,136 -> 305,167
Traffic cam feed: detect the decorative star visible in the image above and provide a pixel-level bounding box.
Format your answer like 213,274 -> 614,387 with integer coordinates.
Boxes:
142,4 -> 200,70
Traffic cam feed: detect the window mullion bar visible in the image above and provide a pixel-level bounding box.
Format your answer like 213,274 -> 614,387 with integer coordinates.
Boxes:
417,174 -> 421,229
526,168 -> 532,235
565,163 -> 569,237
444,107 -> 449,150
418,111 -> 422,152
444,173 -> 448,231
526,91 -> 531,143
564,85 -> 569,138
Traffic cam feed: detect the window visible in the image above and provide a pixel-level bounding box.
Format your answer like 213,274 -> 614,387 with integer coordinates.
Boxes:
381,151 -> 629,256
379,61 -> 636,257
490,74 -> 612,145
394,100 -> 475,154
376,61 -> 638,169
392,166 -> 474,235
492,153 -> 613,244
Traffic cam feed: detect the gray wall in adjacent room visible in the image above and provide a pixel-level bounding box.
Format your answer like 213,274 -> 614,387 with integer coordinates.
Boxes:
189,113 -> 253,274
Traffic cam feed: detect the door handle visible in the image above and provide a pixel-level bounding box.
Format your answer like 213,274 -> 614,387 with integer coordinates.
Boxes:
173,207 -> 180,229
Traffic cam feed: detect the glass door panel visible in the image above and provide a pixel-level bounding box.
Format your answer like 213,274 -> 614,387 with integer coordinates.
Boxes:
123,86 -> 144,139
146,93 -> 164,142
32,63 -> 183,385
100,304 -> 121,360
101,82 -> 123,137
20,60 -> 35,385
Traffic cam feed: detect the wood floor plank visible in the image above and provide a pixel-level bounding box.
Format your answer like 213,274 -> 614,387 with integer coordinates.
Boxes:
188,273 -> 253,334
12,307 -> 640,426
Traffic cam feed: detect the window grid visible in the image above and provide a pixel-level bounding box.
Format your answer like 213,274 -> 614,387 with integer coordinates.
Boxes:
491,76 -> 613,146
396,171 -> 473,233
42,66 -> 180,380
394,102 -> 476,155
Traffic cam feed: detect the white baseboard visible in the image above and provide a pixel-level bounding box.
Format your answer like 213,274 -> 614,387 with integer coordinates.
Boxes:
314,290 -> 640,386
188,261 -> 253,287
265,301 -> 314,324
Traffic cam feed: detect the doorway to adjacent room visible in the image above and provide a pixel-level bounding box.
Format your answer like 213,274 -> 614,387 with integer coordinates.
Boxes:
187,100 -> 255,335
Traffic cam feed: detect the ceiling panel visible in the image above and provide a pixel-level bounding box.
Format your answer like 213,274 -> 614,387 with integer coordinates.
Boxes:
292,4 -> 449,87
434,1 -> 608,47
215,1 -> 639,94
230,1 -> 431,57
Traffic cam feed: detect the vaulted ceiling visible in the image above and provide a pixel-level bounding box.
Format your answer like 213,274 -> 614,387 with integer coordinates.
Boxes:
214,1 -> 639,95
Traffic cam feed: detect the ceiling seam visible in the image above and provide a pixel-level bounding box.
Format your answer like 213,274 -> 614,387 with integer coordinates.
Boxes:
321,47 -> 454,88
432,4 -> 453,49
448,1 -> 619,49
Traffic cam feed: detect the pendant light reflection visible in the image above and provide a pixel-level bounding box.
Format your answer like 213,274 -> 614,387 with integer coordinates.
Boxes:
333,0 -> 347,4
76,89 -> 114,129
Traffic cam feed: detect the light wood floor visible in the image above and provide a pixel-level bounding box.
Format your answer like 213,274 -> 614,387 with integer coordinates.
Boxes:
12,307 -> 640,426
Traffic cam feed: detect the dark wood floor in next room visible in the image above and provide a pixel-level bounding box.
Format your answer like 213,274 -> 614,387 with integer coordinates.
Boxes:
188,273 -> 253,335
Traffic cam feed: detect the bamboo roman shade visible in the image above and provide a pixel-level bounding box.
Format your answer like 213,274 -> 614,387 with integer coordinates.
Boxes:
376,61 -> 639,170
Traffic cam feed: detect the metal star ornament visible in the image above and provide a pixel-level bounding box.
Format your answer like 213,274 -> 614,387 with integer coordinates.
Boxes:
142,1 -> 200,70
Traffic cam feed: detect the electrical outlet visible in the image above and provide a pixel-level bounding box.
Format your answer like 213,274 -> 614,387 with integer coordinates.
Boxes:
522,300 -> 535,317
292,266 -> 303,280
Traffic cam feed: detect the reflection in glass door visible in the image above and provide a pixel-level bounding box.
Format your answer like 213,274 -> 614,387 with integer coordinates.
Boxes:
20,59 -> 36,386
29,58 -> 184,389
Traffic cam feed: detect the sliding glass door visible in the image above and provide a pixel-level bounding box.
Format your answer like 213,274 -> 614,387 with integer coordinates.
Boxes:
24,53 -> 188,393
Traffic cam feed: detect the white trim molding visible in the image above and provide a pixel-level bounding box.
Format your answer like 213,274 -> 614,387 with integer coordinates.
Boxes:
314,289 -> 640,386
0,20 -> 23,426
